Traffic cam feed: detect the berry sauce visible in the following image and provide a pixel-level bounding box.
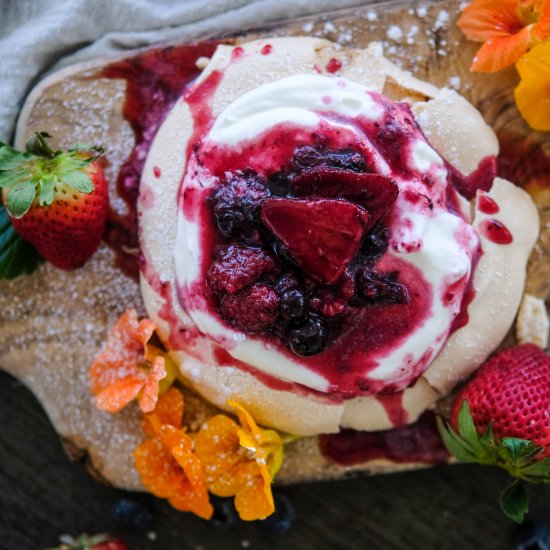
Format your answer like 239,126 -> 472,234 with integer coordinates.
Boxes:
498,131 -> 550,190
179,89 -> 489,398
319,411 -> 450,466
325,58 -> 342,74
477,194 -> 499,214
479,219 -> 513,245
99,40 -> 223,278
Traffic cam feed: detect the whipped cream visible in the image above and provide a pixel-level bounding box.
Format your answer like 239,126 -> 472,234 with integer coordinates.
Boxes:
175,74 -> 479,395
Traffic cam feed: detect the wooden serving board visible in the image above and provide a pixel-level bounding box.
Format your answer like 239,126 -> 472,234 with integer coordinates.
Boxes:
1,0 -> 549,492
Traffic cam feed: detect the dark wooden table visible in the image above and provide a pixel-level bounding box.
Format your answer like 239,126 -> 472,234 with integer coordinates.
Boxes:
1,370 -> 548,550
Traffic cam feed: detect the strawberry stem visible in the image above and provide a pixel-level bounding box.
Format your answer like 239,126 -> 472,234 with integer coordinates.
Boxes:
437,400 -> 550,523
0,132 -> 104,218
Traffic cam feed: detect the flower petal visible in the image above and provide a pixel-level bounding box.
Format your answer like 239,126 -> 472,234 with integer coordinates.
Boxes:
90,309 -> 157,395
228,400 -> 263,439
515,41 -> 550,130
471,27 -> 531,71
139,356 -> 167,413
168,477 -> 213,520
458,0 -> 526,41
532,0 -> 550,40
134,438 -> 183,498
94,376 -> 145,413
194,414 -> 248,497
234,463 -> 275,521
148,386 -> 185,431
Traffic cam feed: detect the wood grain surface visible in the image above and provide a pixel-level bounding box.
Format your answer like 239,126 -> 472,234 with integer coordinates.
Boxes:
2,0 -> 550,547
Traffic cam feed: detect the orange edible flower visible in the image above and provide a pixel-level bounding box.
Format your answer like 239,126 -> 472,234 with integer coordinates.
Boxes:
134,387 -> 213,519
194,400 -> 284,521
89,308 -> 175,414
458,0 -> 550,72
515,41 -> 550,130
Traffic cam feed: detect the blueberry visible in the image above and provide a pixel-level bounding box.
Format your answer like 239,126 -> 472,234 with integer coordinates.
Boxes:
515,522 -> 550,550
216,209 -> 245,238
280,289 -> 308,321
261,494 -> 296,535
289,315 -> 327,356
211,498 -> 237,533
272,241 -> 296,266
111,497 -> 153,530
274,274 -> 300,294
362,224 -> 390,259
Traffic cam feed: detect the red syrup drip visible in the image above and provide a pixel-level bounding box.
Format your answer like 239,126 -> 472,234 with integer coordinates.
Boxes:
231,46 -> 245,61
319,411 -> 450,466
479,219 -> 513,245
449,243 -> 481,333
213,347 -> 339,403
377,392 -> 408,427
138,249 -> 202,354
497,131 -> 550,190
325,58 -> 342,73
446,156 -> 497,201
261,44 -> 273,55
153,166 -> 161,178
478,194 -> 499,214
99,40 -> 223,279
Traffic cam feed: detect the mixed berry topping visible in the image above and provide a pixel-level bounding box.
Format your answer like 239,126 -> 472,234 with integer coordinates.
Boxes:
206,146 -> 409,356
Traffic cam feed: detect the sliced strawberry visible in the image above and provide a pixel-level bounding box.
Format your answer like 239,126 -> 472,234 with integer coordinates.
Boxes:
261,197 -> 368,285
290,167 -> 398,228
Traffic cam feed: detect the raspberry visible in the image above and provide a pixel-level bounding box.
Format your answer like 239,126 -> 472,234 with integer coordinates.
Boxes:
207,246 -> 276,295
220,284 -> 279,332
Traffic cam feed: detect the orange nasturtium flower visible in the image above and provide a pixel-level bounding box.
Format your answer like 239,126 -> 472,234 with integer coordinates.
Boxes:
458,0 -> 550,72
194,400 -> 284,521
89,308 -> 176,414
134,387 -> 213,519
515,40 -> 550,130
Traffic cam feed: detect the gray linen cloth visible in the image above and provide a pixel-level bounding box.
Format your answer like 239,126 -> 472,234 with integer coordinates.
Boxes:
0,0 -> 369,141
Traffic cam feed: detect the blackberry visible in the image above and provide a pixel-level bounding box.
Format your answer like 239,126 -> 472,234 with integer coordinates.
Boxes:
211,170 -> 270,240
356,269 -> 409,305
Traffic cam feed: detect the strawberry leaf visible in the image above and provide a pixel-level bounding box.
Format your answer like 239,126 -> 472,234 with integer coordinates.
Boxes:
500,480 -> 528,523
457,400 -> 484,452
521,457 -> 550,480
62,169 -> 94,193
436,416 -> 479,462
38,174 -> 56,206
5,181 -> 36,218
479,421 -> 495,446
0,144 -> 28,170
0,204 -> 43,279
501,438 -> 543,468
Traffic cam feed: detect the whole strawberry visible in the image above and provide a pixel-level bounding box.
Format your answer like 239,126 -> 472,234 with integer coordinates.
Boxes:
0,132 -> 108,270
49,533 -> 129,550
438,344 -> 550,523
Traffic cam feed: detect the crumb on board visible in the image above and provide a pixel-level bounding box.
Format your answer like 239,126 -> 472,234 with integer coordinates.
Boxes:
516,294 -> 550,349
